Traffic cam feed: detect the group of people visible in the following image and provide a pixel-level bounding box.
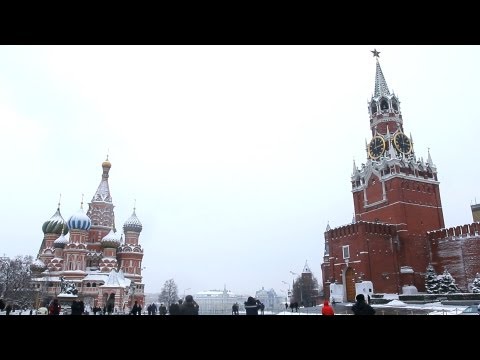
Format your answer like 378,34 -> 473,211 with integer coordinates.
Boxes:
287,302 -> 300,312
130,295 -> 199,315
2,292 -> 379,317
244,296 -> 265,315
320,293 -> 375,315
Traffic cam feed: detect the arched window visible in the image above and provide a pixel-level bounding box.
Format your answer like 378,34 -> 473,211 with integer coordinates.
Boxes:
380,99 -> 389,110
92,282 -> 97,287
371,103 -> 377,115
392,99 -> 398,111
87,282 -> 91,287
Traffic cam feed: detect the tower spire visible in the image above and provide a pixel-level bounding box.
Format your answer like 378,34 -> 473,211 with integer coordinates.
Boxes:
352,159 -> 359,177
372,49 -> 390,98
92,158 -> 113,203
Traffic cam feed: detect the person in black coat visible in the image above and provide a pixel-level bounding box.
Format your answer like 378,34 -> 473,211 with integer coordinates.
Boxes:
351,294 -> 376,315
244,296 -> 260,315
130,301 -> 142,315
106,293 -> 115,315
169,301 -> 180,315
179,295 -> 199,315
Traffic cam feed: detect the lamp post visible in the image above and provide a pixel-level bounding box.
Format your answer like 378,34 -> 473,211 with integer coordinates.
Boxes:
279,289 -> 287,313
282,281 -> 290,305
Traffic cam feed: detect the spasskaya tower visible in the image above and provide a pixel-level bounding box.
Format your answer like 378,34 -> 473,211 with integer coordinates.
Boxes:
322,50 -> 445,300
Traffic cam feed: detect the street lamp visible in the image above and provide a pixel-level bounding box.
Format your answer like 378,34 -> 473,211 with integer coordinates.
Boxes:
282,281 -> 291,304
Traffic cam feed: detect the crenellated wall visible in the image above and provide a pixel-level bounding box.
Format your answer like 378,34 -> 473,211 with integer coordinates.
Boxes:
428,222 -> 480,291
323,221 -> 400,298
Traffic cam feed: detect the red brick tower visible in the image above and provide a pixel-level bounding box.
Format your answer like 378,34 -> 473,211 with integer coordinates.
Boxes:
86,157 -> 116,257
117,205 -> 145,307
322,50 -> 445,300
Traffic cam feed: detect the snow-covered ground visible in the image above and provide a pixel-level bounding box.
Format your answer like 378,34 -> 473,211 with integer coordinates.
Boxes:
374,300 -> 468,315
0,300 -> 474,315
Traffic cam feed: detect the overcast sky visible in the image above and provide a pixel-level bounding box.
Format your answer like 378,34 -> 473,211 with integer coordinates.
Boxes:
1,45 -> 479,296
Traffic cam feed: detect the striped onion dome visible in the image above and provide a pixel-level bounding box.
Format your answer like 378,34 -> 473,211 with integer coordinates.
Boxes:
67,208 -> 92,231
101,229 -> 121,248
53,233 -> 69,248
30,258 -> 47,272
123,209 -> 143,233
42,207 -> 69,235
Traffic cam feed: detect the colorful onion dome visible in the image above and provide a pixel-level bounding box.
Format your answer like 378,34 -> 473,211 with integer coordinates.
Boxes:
42,207 -> 69,235
123,209 -> 142,233
53,233 -> 69,248
67,208 -> 92,231
101,229 -> 121,248
102,156 -> 111,169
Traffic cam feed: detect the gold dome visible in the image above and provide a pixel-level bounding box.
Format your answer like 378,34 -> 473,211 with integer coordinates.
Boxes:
102,156 -> 111,168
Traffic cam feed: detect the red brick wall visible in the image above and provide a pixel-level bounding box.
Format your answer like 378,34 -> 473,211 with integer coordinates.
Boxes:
325,222 -> 400,294
429,226 -> 480,291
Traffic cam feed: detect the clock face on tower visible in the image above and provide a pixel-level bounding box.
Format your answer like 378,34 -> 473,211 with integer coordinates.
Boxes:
368,136 -> 385,160
393,132 -> 412,154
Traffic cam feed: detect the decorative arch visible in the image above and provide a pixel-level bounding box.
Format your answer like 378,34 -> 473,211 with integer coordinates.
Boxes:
380,98 -> 389,111
391,98 -> 398,111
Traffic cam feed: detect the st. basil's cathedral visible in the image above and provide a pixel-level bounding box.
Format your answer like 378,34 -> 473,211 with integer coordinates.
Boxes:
322,50 -> 480,302
30,157 -> 145,311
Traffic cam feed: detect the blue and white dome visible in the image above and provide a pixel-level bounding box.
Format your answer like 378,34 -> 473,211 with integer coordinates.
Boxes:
67,208 -> 92,231
53,233 -> 69,248
101,229 -> 121,248
123,209 -> 143,233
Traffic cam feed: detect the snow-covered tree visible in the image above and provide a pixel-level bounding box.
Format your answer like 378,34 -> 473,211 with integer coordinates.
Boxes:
292,275 -> 320,306
0,255 -> 36,308
438,268 -> 460,294
425,264 -> 440,294
158,279 -> 179,308
471,273 -> 480,293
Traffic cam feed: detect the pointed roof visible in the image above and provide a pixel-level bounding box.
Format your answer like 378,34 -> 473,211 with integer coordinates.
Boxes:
302,260 -> 312,274
374,57 -> 390,98
352,159 -> 359,177
92,158 -> 112,203
427,148 -> 436,169
102,268 -> 130,288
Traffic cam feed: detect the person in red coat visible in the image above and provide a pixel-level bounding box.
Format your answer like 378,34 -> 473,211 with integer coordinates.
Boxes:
321,299 -> 335,316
